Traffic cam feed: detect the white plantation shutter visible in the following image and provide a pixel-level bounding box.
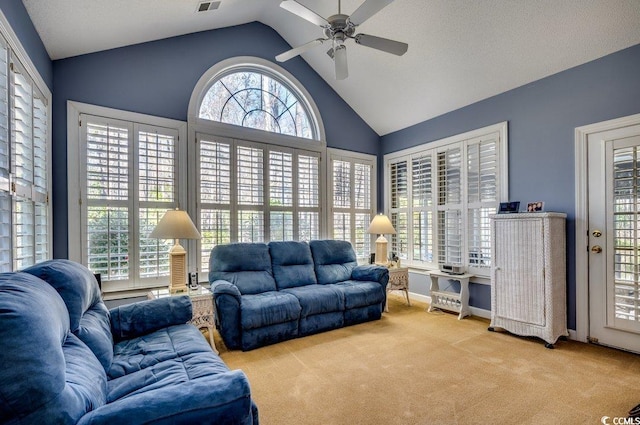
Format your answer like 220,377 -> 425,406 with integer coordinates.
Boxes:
85,119 -> 131,281
437,146 -> 462,265
11,64 -> 34,270
138,127 -> 178,278
297,153 -> 320,241
199,138 -> 232,274
467,135 -> 498,270
269,150 -> 293,241
0,37 -> 10,271
237,145 -> 264,242
328,151 -> 375,260
389,159 -> 408,260
412,154 -> 433,264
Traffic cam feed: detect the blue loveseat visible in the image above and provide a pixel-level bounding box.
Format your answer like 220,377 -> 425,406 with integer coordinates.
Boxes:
0,259 -> 258,425
209,240 -> 389,351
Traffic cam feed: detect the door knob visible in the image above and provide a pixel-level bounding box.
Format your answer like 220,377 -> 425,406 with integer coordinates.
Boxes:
592,230 -> 602,237
591,245 -> 602,254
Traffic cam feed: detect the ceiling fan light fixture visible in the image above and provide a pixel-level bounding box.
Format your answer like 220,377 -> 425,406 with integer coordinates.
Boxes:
334,44 -> 348,80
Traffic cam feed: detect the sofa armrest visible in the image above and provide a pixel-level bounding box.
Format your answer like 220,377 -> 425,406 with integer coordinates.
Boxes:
210,280 -> 243,350
109,296 -> 192,342
211,279 -> 242,300
351,265 -> 389,287
77,369 -> 255,425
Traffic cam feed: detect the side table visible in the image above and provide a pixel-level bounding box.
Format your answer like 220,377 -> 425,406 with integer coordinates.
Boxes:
148,285 -> 218,354
385,267 -> 410,312
428,270 -> 474,320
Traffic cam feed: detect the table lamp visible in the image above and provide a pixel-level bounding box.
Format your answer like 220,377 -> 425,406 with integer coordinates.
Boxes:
367,214 -> 396,266
150,209 -> 201,293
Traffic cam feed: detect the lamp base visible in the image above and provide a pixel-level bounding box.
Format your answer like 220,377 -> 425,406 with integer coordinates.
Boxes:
169,241 -> 188,293
374,235 -> 389,266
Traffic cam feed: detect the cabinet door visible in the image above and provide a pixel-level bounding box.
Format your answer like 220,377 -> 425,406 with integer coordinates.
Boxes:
493,218 -> 546,326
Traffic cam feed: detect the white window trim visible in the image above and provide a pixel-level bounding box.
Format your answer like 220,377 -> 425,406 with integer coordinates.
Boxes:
327,148 -> 377,260
67,101 -> 188,275
384,121 -> 508,278
0,9 -> 53,268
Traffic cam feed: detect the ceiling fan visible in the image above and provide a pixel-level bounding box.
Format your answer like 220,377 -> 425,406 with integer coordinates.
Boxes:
275,0 -> 408,80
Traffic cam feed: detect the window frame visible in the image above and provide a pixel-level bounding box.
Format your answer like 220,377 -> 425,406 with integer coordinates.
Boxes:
384,122 -> 508,278
67,101 -> 188,295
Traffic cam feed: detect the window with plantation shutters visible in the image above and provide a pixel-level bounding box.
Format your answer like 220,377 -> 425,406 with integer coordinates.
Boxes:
77,112 -> 184,293
384,123 -> 507,277
328,149 -> 376,261
197,137 -> 322,274
0,42 -> 51,273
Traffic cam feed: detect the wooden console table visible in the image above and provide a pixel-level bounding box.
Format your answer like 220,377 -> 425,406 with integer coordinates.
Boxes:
428,270 -> 474,320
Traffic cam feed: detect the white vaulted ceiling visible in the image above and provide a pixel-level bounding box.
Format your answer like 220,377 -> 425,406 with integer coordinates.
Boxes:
22,0 -> 640,135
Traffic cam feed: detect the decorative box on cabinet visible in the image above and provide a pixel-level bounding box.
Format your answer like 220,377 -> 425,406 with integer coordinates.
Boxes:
488,212 -> 568,348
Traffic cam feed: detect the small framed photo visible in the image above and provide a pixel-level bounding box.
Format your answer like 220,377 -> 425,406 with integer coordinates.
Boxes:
498,201 -> 520,214
527,201 -> 544,212
369,253 -> 376,264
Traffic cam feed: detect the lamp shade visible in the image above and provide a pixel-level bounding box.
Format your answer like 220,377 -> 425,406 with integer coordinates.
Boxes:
150,209 -> 201,240
367,214 -> 396,235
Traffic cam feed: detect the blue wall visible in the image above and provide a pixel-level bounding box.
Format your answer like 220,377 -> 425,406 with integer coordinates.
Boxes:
5,2 -> 640,330
51,22 -> 379,258
0,0 -> 51,90
381,43 -> 640,329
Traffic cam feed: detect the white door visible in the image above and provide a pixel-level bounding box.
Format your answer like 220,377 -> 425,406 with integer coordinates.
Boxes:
588,124 -> 640,352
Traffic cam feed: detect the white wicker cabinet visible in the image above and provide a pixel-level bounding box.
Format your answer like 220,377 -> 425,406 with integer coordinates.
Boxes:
489,213 -> 568,348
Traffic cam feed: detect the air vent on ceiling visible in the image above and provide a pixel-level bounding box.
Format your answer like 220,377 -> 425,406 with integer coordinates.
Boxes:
196,1 -> 221,12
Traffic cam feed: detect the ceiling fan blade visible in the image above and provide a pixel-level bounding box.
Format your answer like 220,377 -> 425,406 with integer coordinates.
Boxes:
354,33 -> 408,56
334,45 -> 348,80
280,0 -> 328,27
276,38 -> 326,62
348,0 -> 394,26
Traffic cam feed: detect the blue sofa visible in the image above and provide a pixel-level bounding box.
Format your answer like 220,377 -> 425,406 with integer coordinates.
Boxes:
209,240 -> 389,351
0,259 -> 258,425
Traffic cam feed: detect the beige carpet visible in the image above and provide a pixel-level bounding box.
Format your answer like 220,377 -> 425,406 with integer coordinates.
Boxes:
216,296 -> 640,425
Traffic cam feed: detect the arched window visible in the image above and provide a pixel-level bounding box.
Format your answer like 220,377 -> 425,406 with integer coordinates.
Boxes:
197,66 -> 319,140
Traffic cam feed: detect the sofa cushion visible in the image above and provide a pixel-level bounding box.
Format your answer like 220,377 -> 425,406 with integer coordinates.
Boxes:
109,324 -> 216,379
209,243 -> 277,295
23,259 -> 114,371
108,324 -> 229,394
0,272 -> 107,424
240,291 -> 301,330
282,284 -> 345,317
269,241 -> 317,289
334,280 -> 386,309
309,240 -> 358,284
